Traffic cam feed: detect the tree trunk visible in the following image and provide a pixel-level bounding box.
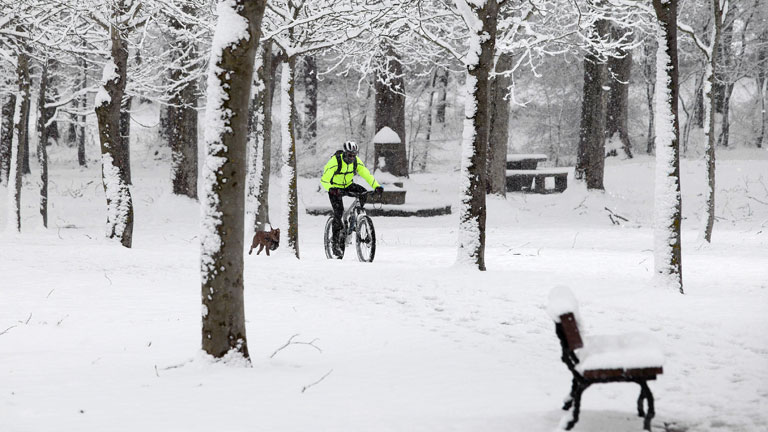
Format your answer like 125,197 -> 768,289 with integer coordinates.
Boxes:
652,0 -> 684,294
200,0 -> 266,361
95,15 -> 134,248
78,53 -> 88,167
643,39 -> 657,154
374,45 -> 408,177
757,28 -> 767,148
421,70 -> 438,172
21,95 -> 31,175
702,0 -> 723,244
248,42 -> 274,233
435,68 -> 448,124
168,6 -> 199,200
606,25 -> 633,159
6,51 -> 31,232
280,57 -> 300,258
717,83 -> 733,148
119,96 -> 132,184
37,59 -> 53,228
456,0 -> 498,271
487,52 -> 513,197
302,55 -> 318,157
576,19 -> 609,189
0,94 -> 15,184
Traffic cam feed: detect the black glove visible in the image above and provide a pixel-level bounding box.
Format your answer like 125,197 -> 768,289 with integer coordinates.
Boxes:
375,186 -> 384,194
329,188 -> 341,197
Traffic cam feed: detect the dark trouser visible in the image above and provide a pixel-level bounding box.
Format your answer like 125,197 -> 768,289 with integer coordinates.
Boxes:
329,183 -> 367,248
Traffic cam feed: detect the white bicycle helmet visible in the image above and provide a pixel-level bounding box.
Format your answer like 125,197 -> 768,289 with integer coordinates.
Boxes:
343,141 -> 359,154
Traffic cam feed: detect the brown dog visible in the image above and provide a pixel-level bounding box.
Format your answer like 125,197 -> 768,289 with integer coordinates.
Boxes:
248,228 -> 280,256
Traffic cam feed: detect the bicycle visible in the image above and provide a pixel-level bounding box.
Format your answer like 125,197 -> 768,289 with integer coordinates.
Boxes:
324,190 -> 377,262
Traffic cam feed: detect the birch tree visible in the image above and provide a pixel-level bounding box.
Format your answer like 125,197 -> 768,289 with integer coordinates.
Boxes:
679,0 -> 728,244
200,0 -> 267,361
246,42 -> 276,235
652,0 -> 684,294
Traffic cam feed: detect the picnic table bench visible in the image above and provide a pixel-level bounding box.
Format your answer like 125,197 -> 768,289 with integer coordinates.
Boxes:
505,154 -> 570,193
547,286 -> 664,431
505,168 -> 570,193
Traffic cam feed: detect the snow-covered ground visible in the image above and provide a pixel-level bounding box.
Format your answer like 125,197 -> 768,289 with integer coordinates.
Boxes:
1,139 -> 767,431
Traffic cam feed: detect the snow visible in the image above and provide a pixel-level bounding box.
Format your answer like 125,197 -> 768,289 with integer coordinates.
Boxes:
94,60 -> 118,107
100,153 -> 131,241
456,73 -> 480,266
576,333 -> 664,373
1,125 -> 768,432
652,28 -> 682,291
373,126 -> 401,144
546,285 -> 580,323
279,60 -> 297,256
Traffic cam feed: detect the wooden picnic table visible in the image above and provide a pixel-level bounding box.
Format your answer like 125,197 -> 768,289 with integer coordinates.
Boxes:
506,153 -> 548,170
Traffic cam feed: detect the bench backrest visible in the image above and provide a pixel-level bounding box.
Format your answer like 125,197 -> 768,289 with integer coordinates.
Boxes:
557,312 -> 583,351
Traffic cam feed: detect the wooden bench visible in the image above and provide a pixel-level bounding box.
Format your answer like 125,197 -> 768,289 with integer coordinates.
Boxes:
506,168 -> 570,193
548,287 -> 663,431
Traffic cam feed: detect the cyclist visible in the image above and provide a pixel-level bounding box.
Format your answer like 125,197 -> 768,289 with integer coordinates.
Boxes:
321,141 -> 383,256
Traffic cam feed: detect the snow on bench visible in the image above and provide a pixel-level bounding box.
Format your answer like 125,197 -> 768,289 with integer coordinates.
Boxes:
547,286 -> 664,431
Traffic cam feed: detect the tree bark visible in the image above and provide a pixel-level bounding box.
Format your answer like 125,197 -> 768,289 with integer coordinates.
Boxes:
0,94 -> 15,184
302,55 -> 318,157
456,0 -> 497,271
119,96 -> 132,184
280,57 -> 300,258
757,28 -> 767,148
168,5 -> 199,200
702,0 -> 723,244
78,51 -> 88,167
37,59 -> 53,228
643,39 -> 657,154
652,0 -> 684,294
606,25 -> 633,159
435,68 -> 448,124
6,50 -> 31,232
487,52 -> 513,197
95,7 -> 134,248
374,45 -> 408,177
200,0 -> 266,360
248,42 -> 274,233
576,19 -> 609,189
21,95 -> 31,175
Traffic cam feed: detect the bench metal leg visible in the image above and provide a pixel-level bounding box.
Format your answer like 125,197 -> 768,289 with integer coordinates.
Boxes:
639,381 -> 655,431
563,377 -> 578,410
534,176 -> 546,193
565,382 -> 588,430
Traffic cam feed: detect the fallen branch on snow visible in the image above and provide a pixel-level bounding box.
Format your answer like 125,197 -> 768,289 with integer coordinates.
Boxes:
605,207 -> 629,225
302,369 -> 333,393
270,334 -> 322,359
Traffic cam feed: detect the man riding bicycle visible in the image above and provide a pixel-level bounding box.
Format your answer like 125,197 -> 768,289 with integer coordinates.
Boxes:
321,141 -> 383,256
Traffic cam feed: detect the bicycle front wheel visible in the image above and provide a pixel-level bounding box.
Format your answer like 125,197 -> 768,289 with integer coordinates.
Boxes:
355,215 -> 376,262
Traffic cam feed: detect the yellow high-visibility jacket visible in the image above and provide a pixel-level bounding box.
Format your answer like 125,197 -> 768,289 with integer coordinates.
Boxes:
321,151 -> 380,191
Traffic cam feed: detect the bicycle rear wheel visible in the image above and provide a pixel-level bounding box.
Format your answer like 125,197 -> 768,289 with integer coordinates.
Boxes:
355,215 -> 376,262
324,217 -> 344,259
